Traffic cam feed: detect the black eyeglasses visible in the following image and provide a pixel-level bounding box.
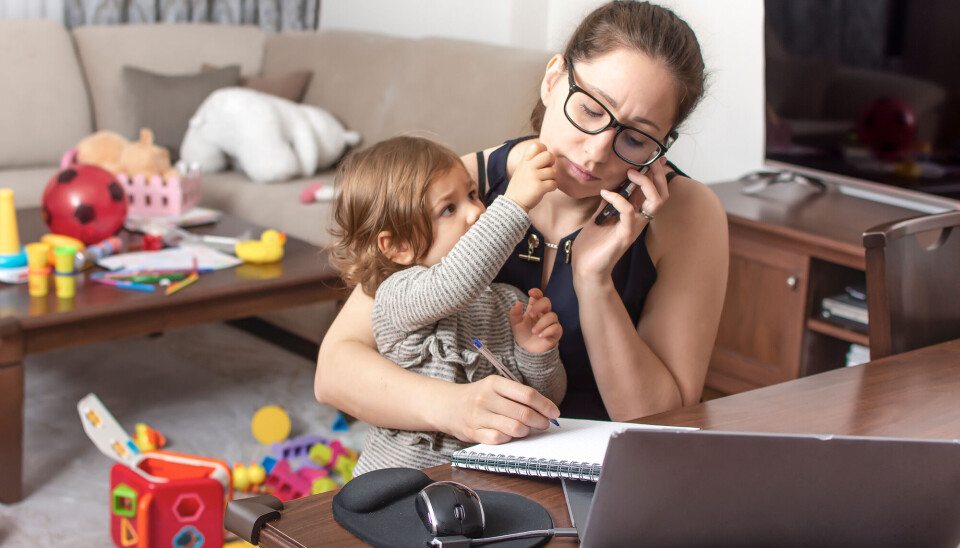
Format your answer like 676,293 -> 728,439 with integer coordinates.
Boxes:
563,57 -> 676,167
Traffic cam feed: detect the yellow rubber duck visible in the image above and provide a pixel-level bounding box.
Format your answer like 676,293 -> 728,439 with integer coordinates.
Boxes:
235,229 -> 286,264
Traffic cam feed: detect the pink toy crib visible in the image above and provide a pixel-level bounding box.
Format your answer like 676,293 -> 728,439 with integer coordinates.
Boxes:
61,149 -> 202,217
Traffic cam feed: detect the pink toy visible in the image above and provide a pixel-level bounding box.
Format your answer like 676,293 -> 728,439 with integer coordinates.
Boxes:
61,148 -> 201,217
263,460 -> 313,502
309,439 -> 349,468
299,182 -> 336,204
42,164 -> 128,245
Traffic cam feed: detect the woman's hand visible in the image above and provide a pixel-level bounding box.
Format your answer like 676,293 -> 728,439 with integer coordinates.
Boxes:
572,157 -> 670,284
510,288 -> 562,354
437,375 -> 561,445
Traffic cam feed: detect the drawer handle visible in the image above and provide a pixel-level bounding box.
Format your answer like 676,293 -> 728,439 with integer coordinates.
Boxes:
786,275 -> 798,289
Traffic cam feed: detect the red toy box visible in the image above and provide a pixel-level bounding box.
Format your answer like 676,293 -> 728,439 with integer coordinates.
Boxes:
109,450 -> 231,548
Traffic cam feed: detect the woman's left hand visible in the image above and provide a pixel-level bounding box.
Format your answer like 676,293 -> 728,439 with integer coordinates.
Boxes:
572,157 -> 670,283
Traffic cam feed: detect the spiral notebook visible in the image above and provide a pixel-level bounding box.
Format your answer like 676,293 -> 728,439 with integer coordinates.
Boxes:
450,418 -> 694,481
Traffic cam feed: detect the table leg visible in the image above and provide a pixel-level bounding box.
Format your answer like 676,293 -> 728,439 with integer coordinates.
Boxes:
0,323 -> 24,504
0,362 -> 24,503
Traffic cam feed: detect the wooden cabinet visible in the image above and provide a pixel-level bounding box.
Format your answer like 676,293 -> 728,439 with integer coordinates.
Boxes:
706,179 -> 954,395
710,227 -> 809,394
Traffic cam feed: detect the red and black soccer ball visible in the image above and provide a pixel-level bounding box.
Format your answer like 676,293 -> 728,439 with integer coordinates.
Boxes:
42,165 -> 128,244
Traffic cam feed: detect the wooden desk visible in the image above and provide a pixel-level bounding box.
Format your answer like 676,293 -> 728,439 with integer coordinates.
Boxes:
252,338 -> 960,547
0,209 -> 348,503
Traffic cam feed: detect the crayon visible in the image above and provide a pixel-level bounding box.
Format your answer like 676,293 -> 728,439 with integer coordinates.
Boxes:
91,278 -> 155,292
164,272 -> 199,296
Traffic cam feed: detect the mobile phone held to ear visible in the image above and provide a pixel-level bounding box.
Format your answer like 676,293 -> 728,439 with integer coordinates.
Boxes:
594,132 -> 677,225
594,168 -> 649,225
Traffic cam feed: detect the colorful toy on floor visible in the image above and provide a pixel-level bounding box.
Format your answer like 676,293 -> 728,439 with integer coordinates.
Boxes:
250,405 -> 291,444
233,463 -> 251,491
311,476 -> 338,494
132,422 -> 167,452
235,229 -> 286,264
262,459 -> 316,502
0,188 -> 27,269
247,462 -> 267,486
331,410 -> 349,432
272,434 -> 328,464
308,439 -> 358,484
232,462 -> 268,494
78,393 -> 232,548
42,164 -> 128,244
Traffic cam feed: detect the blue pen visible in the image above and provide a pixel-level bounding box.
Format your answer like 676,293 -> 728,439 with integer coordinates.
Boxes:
92,278 -> 155,292
472,338 -> 560,427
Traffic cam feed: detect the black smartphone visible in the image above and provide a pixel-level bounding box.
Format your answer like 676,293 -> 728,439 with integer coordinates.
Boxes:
594,132 -> 678,225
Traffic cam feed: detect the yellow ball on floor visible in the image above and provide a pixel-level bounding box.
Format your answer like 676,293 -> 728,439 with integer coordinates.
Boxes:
250,405 -> 291,445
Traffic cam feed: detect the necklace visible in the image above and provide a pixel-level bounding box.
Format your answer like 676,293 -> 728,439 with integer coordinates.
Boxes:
520,234 -> 572,264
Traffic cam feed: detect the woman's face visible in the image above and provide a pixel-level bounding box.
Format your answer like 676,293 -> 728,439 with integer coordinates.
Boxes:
538,48 -> 679,200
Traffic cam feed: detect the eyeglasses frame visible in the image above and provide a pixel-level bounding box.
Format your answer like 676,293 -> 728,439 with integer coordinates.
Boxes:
563,56 -> 678,167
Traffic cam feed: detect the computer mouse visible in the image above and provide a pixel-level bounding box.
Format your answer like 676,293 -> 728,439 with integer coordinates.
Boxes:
415,481 -> 486,537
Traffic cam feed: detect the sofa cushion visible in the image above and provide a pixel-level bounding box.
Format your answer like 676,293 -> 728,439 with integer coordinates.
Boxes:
124,65 -> 241,162
199,171 -> 337,246
241,70 -> 313,103
73,24 -> 265,138
377,37 -> 550,155
203,64 -> 314,103
263,30 -> 414,148
0,20 -> 92,169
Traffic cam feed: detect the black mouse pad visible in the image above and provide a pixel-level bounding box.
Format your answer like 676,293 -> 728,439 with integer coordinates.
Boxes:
332,467 -> 553,548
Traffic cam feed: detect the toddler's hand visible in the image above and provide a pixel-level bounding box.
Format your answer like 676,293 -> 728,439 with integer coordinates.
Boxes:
504,142 -> 556,212
510,288 -> 562,354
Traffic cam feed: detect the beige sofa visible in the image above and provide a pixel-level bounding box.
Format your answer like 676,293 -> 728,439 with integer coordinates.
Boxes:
1,20 -> 551,341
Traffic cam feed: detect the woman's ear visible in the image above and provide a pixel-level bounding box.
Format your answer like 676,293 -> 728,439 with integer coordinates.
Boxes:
540,54 -> 566,104
377,231 -> 415,265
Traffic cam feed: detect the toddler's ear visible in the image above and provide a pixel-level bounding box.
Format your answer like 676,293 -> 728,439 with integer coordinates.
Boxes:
377,231 -> 415,265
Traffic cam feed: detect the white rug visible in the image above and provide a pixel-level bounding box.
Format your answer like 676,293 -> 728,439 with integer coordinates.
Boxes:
0,322 -> 369,547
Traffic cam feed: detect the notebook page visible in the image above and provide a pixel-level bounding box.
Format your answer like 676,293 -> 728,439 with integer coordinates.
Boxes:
458,418 -> 691,465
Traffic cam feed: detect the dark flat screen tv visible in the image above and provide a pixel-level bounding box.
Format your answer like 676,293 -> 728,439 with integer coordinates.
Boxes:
764,0 -> 960,208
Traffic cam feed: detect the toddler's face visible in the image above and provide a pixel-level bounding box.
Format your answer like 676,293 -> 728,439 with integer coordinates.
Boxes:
420,166 -> 485,267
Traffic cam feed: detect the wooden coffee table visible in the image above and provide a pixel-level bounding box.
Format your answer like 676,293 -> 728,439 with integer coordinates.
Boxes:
0,208 -> 347,503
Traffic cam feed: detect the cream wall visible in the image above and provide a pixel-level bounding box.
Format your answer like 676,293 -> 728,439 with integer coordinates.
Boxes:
320,0 -> 765,183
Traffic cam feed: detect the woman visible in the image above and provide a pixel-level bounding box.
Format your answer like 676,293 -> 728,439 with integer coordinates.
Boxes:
315,1 -> 728,445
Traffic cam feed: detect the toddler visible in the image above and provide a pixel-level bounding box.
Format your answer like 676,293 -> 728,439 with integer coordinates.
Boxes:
330,135 -> 565,474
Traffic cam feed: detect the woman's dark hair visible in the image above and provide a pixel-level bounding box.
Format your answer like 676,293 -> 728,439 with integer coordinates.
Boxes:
531,0 -> 706,133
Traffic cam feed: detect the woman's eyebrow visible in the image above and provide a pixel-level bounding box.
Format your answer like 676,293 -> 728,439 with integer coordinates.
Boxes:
589,83 -> 662,131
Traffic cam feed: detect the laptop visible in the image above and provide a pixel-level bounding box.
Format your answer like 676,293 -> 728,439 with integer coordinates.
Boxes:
562,429 -> 960,547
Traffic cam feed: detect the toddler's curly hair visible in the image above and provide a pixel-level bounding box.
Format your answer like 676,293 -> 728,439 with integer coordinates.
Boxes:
329,136 -> 464,296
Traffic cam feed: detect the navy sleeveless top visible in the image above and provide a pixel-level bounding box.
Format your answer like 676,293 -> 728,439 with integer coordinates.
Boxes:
478,137 -> 683,420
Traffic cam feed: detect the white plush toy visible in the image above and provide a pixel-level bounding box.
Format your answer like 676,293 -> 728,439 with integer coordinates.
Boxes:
180,87 -> 361,183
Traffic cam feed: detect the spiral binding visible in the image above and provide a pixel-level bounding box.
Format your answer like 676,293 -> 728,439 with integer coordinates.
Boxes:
452,450 -> 602,481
